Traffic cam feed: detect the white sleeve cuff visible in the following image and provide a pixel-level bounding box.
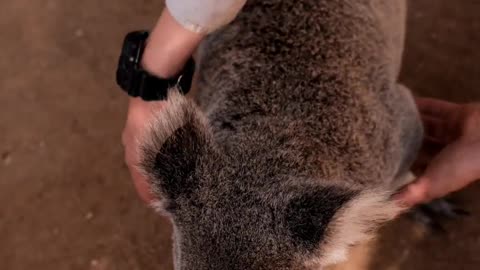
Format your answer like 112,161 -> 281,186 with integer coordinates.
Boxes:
166,0 -> 247,34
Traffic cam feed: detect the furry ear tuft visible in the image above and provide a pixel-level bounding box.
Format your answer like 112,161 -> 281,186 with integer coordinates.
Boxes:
306,189 -> 404,267
139,89 -> 213,202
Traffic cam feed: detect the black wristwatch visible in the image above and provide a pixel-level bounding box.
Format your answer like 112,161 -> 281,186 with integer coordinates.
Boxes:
116,31 -> 196,101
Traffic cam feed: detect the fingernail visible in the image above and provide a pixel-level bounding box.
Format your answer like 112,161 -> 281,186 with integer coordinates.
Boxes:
400,179 -> 430,207
393,193 -> 414,208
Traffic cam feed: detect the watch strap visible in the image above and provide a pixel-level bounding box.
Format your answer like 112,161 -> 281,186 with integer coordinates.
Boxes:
134,57 -> 196,101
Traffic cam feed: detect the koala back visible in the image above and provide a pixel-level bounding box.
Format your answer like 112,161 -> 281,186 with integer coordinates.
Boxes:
196,0 -> 418,187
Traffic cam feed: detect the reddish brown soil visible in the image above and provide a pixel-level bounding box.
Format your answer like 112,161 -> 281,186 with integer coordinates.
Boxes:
1,1 -> 479,269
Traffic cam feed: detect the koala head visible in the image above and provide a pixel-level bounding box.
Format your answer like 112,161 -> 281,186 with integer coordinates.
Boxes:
139,90 -> 402,270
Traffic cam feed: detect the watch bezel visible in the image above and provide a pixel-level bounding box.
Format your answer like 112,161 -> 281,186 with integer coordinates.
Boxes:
116,31 -> 150,97
116,30 -> 196,101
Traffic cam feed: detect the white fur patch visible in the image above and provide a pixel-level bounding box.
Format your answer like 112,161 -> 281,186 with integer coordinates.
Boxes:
150,200 -> 171,215
392,171 -> 417,190
305,189 -> 404,268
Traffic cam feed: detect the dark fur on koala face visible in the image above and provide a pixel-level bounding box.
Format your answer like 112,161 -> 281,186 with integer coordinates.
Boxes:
140,0 -> 423,269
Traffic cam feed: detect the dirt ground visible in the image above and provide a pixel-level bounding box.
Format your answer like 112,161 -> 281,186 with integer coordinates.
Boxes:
1,0 -> 479,269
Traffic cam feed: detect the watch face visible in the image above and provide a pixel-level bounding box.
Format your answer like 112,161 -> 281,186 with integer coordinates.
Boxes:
116,31 -> 149,95
115,30 -> 194,101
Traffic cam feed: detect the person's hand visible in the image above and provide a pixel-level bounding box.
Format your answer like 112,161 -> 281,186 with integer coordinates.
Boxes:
122,0 -> 247,204
122,98 -> 166,204
122,8 -> 204,204
396,97 -> 480,207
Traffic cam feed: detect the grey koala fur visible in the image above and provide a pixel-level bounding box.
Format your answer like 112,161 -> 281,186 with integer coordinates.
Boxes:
140,0 -> 423,269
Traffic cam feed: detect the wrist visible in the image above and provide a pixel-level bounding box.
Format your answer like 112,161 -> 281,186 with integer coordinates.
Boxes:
141,8 -> 204,78
127,96 -> 166,117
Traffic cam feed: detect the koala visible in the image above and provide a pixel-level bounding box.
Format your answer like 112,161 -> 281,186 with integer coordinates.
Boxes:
140,0 -> 423,269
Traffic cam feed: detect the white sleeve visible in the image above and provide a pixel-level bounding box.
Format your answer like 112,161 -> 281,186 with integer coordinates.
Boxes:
166,0 -> 247,34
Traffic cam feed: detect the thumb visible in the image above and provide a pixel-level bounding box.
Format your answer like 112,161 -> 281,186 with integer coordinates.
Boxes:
395,177 -> 432,207
128,162 -> 157,204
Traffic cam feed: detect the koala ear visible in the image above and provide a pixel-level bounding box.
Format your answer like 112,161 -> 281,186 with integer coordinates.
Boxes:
139,89 -> 215,204
285,187 -> 356,251
303,188 -> 404,267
